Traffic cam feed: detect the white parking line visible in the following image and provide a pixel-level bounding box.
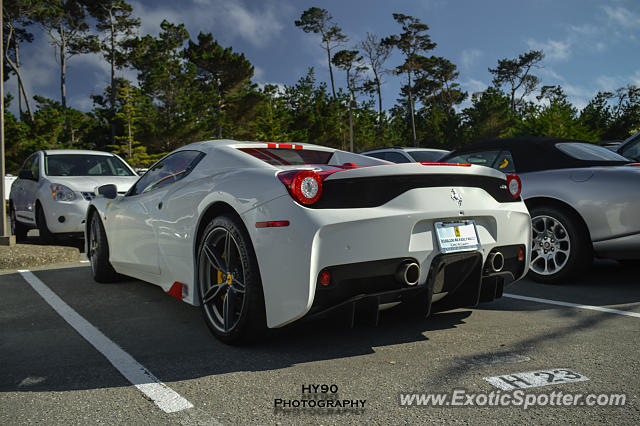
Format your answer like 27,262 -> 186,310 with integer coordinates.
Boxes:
18,270 -> 194,414
504,293 -> 640,319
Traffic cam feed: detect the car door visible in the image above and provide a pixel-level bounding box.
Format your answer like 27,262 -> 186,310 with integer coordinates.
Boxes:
107,150 -> 204,276
11,156 -> 30,217
22,153 -> 42,223
13,153 -> 40,224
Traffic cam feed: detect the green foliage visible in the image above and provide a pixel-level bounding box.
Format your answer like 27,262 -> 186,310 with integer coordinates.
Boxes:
106,86 -> 160,168
383,13 -> 437,146
4,4 -> 640,174
516,86 -> 596,141
489,50 -> 544,113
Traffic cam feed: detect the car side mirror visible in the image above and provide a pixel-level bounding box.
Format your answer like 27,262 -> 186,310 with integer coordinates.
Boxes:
18,169 -> 35,180
97,184 -> 118,199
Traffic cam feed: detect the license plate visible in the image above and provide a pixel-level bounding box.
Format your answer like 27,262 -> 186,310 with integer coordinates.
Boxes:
434,221 -> 481,253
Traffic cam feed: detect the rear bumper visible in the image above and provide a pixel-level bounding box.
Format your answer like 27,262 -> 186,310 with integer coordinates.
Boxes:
244,186 -> 531,328
307,246 -> 525,324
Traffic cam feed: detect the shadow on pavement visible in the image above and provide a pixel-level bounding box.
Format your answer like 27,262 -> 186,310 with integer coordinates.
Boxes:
477,258 -> 640,313
1,266 -> 471,393
21,230 -> 85,253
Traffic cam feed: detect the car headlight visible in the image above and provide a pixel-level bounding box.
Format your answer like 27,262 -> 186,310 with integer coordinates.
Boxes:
50,184 -> 77,201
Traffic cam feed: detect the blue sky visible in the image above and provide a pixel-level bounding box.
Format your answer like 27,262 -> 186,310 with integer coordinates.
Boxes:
9,0 -> 640,116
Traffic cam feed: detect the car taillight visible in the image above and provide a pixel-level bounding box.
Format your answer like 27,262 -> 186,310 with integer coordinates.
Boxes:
506,174 -> 522,199
278,170 -> 325,205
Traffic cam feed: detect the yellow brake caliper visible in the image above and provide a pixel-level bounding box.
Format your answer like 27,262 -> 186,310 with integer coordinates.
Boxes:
217,251 -> 227,300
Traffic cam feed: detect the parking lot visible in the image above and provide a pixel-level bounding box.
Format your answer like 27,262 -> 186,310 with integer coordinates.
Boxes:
1,259 -> 638,424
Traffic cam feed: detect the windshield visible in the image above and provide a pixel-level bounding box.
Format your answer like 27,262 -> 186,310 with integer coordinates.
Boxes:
619,134 -> 640,161
407,150 -> 448,162
555,143 -> 630,162
45,154 -> 134,176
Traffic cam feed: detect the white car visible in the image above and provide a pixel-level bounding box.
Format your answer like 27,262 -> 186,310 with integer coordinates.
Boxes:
86,140 -> 531,343
4,174 -> 17,201
9,150 -> 138,241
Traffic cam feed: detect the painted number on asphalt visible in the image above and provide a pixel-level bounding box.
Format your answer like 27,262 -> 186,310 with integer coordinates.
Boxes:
485,369 -> 589,390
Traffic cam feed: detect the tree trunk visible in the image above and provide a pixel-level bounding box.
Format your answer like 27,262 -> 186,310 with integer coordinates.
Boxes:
60,30 -> 70,144
15,42 -> 33,121
375,72 -> 383,127
408,71 -> 417,147
326,41 -> 336,98
60,38 -> 66,110
347,69 -> 353,152
127,120 -> 132,158
109,8 -> 116,144
4,27 -> 34,120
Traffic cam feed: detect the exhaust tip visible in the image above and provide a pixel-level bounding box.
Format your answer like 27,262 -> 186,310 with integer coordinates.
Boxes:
488,251 -> 504,272
396,261 -> 420,286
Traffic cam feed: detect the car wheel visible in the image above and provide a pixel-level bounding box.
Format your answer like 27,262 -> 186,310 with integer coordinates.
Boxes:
197,216 -> 267,344
10,207 -> 28,242
528,205 -> 591,283
35,203 -> 55,243
88,212 -> 119,283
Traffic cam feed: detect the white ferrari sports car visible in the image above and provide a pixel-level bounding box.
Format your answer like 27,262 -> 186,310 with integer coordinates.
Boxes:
86,140 -> 531,343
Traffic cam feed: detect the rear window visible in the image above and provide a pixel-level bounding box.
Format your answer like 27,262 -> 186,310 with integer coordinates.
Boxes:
556,143 -> 629,162
447,150 -> 500,166
239,148 -> 333,166
407,150 -> 447,162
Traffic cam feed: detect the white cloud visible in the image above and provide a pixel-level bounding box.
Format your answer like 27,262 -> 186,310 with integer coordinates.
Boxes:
527,38 -> 571,61
460,48 -> 483,69
603,6 -> 640,28
68,94 -> 94,112
538,67 -> 565,82
631,71 -> 640,86
568,24 -> 600,37
253,65 -> 265,81
130,0 -> 287,48
462,78 -> 487,95
596,75 -> 622,91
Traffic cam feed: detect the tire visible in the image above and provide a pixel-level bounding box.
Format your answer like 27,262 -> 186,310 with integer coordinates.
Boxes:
528,205 -> 592,284
197,215 -> 267,344
87,212 -> 119,283
36,203 -> 55,244
10,207 -> 28,242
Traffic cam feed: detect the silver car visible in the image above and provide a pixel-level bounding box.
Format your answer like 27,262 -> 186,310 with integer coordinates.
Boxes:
441,137 -> 640,283
9,150 -> 138,242
615,130 -> 640,161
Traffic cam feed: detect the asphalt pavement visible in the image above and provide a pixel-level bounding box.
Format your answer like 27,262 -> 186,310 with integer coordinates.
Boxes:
1,260 -> 639,424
